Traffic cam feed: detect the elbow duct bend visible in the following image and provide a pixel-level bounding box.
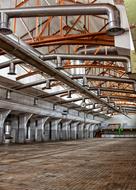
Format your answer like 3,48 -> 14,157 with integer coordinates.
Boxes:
76,46 -> 132,73
0,3 -> 125,36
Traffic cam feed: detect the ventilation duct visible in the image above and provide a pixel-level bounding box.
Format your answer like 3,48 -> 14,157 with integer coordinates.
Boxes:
40,54 -> 131,73
0,3 -> 125,36
0,53 -> 132,73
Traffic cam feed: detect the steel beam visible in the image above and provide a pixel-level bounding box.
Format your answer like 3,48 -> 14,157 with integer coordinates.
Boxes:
0,99 -> 99,124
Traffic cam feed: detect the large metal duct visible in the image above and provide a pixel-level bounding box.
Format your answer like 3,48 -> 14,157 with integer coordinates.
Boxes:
0,3 -> 125,36
40,54 -> 131,73
0,53 -> 131,73
0,33 -> 128,116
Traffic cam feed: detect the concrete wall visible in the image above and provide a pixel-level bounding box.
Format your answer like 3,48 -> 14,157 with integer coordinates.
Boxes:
104,114 -> 136,129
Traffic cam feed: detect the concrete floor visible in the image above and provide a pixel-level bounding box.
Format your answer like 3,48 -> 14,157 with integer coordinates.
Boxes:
0,139 -> 136,190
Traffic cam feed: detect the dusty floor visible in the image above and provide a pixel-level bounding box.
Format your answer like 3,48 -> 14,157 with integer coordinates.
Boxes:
0,139 -> 136,190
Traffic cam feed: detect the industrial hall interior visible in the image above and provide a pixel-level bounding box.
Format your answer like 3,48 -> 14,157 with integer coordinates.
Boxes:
0,0 -> 136,189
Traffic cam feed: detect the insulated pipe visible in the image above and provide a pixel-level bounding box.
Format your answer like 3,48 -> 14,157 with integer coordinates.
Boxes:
0,4 -> 125,36
40,54 -> 131,73
0,33 -> 127,116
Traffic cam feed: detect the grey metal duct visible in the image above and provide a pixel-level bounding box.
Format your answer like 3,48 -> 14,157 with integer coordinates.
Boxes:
0,4 -> 125,36
40,54 -> 131,73
0,59 -> 22,69
0,33 -> 127,116
0,54 -> 131,73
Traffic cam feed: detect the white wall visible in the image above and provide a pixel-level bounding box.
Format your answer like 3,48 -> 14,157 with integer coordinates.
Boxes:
104,114 -> 136,128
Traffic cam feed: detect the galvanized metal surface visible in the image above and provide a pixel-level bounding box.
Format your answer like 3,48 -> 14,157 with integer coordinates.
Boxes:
0,4 -> 124,36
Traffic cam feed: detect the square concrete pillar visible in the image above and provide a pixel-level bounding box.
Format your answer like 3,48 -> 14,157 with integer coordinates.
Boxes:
0,110 -> 11,144
36,128 -> 43,142
77,123 -> 84,139
43,122 -> 50,141
35,117 -> 50,142
51,119 -> 62,141
83,124 -> 91,139
70,122 -> 79,140
10,116 -> 19,143
18,128 -> 26,143
18,114 -> 32,143
61,120 -> 72,140
0,127 -> 3,144
89,125 -> 95,138
30,120 -> 36,142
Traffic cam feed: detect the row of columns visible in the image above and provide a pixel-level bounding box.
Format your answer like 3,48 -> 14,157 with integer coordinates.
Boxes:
0,110 -> 98,144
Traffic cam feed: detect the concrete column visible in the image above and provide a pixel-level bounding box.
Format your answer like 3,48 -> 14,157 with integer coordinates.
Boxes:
84,124 -> 91,139
77,123 -> 85,139
30,119 -> 36,142
89,124 -> 96,138
70,122 -> 80,140
18,113 -> 32,143
0,110 -> 11,144
61,120 -> 72,140
51,119 -> 62,141
10,116 -> 19,143
43,122 -> 50,141
93,124 -> 98,137
88,124 -> 93,138
57,121 -> 62,140
36,117 -> 50,142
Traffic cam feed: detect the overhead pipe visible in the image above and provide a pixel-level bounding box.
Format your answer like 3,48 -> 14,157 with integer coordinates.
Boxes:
0,53 -> 132,73
0,33 -> 127,115
0,59 -> 22,69
0,4 -> 125,36
40,54 -> 131,73
0,55 -> 134,85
